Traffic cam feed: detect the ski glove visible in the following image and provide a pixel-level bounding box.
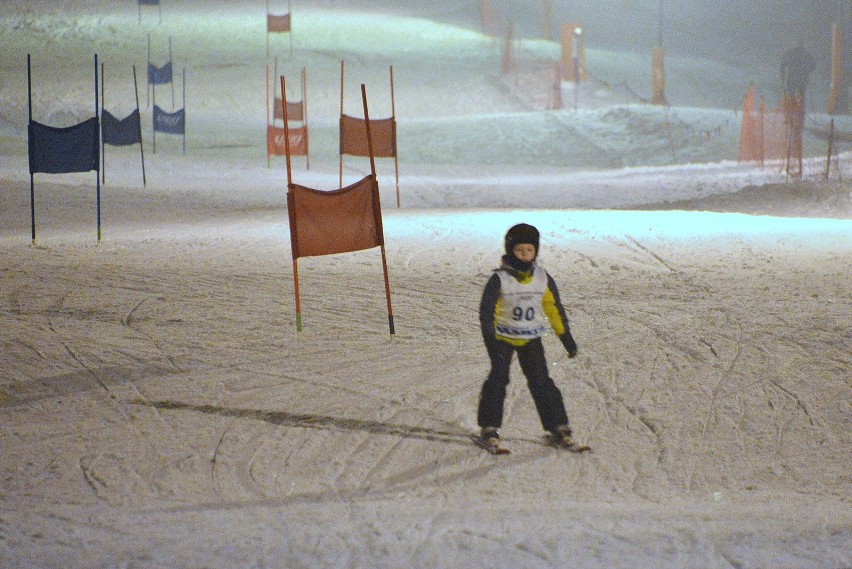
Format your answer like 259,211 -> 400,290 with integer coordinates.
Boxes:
560,332 -> 578,358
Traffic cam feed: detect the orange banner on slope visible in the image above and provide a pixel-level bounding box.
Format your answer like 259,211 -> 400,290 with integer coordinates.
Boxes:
274,97 -> 304,122
288,175 -> 382,259
739,86 -> 803,172
339,115 -> 396,157
738,85 -> 759,162
267,13 -> 291,33
268,125 -> 307,156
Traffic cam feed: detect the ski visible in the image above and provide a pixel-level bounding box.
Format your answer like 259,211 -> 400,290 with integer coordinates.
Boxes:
561,443 -> 592,453
471,434 -> 511,455
547,434 -> 591,453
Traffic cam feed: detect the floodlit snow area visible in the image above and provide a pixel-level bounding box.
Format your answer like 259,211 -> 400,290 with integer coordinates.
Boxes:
0,1 -> 850,568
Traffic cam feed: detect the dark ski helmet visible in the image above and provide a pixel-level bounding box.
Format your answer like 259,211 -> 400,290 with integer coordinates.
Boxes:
504,223 -> 540,256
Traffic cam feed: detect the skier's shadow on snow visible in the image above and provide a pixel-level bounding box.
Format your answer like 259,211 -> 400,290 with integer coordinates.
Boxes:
136,399 -> 473,447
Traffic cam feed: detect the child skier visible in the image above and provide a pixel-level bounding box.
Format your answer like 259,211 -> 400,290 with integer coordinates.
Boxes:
477,223 -> 580,452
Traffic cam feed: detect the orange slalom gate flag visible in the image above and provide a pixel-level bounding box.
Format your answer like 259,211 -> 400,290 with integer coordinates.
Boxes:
267,13 -> 291,33
288,175 -> 383,259
340,115 -> 396,157
268,124 -> 307,156
274,97 -> 304,122
738,85 -> 758,162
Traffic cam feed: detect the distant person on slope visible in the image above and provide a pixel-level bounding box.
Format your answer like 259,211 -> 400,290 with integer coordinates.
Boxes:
781,42 -> 816,102
476,223 -> 579,451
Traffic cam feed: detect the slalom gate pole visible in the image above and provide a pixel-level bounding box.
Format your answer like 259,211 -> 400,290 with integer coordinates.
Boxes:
302,67 -> 310,170
169,37 -> 175,109
147,34 -> 151,108
380,244 -> 395,335
293,257 -> 302,332
152,77 -> 157,153
361,84 -> 377,179
27,54 -> 36,245
283,75 -> 301,331
182,67 -> 186,155
361,83 -> 395,335
281,75 -> 292,184
132,65 -> 146,186
339,60 -> 345,188
95,54 -> 102,242
101,62 -> 106,185
266,64 -> 271,168
824,118 -> 834,180
758,98 -> 766,169
389,65 -> 400,207
287,189 -> 303,332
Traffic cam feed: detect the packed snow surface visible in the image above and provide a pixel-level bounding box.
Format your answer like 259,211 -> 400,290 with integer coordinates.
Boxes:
1,1 -> 850,568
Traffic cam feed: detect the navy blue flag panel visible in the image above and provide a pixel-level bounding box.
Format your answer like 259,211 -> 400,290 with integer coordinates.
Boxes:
148,61 -> 173,85
29,118 -> 100,174
153,106 -> 185,134
139,0 -> 160,6
102,109 -> 142,146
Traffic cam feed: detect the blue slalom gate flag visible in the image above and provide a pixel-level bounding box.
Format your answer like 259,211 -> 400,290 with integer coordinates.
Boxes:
148,61 -> 173,85
138,0 -> 160,5
29,117 -> 100,174
102,109 -> 142,146
153,105 -> 185,134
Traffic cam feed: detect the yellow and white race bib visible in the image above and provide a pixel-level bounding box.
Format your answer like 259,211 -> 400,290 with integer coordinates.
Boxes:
495,268 -> 548,340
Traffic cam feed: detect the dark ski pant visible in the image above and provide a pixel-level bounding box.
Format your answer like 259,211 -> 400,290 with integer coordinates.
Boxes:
477,337 -> 569,432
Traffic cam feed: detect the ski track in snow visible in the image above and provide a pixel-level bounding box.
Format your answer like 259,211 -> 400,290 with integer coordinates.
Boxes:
2,211 -> 849,568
